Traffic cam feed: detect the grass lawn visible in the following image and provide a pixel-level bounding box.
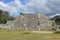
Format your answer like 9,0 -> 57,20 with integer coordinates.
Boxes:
0,30 -> 60,40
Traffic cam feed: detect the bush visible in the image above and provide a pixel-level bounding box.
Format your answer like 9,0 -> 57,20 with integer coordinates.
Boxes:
21,31 -> 31,34
0,28 -> 2,30
52,28 -> 56,30
54,31 -> 60,34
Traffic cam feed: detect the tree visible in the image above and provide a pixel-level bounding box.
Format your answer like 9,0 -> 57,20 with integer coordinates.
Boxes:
51,15 -> 60,25
0,9 -> 14,24
20,12 -> 23,15
20,13 -> 23,15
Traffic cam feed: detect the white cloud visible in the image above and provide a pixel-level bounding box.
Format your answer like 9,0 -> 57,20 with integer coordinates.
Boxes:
0,0 -> 60,17
0,2 -> 8,11
0,0 -> 48,16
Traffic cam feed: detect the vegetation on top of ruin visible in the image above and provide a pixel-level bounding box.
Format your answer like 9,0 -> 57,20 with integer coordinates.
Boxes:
20,12 -> 25,16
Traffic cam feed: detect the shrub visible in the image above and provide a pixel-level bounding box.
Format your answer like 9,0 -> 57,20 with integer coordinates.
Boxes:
0,28 -> 2,30
54,31 -> 60,34
52,28 -> 56,30
21,31 -> 31,34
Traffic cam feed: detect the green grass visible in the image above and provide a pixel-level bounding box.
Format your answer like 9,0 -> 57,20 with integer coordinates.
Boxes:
0,30 -> 60,40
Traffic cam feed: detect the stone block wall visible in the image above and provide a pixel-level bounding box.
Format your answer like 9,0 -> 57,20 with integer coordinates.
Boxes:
11,14 -> 52,31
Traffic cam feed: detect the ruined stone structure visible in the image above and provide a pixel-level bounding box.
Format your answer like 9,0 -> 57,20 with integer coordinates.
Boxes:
7,13 -> 52,31
0,13 -> 52,31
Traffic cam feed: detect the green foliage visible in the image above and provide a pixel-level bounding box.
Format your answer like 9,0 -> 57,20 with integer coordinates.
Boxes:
21,31 -> 31,34
8,16 -> 15,20
0,9 -> 14,24
20,13 -> 25,16
51,15 -> 60,25
0,28 -> 2,30
51,22 -> 57,30
54,31 -> 60,34
0,10 -> 8,24
52,22 -> 56,26
20,12 -> 23,15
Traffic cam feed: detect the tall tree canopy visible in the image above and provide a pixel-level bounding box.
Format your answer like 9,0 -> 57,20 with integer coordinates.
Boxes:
0,9 -> 14,24
51,15 -> 60,25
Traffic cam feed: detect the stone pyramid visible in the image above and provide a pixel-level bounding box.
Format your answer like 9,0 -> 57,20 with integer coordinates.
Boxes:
8,13 -> 52,31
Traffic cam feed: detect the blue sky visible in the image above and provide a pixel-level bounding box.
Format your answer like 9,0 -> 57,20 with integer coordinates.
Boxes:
0,0 -> 29,5
0,0 -> 14,3
0,0 -> 60,17
20,0 -> 30,5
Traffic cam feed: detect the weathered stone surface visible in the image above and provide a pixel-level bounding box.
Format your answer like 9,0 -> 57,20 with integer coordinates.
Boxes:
9,13 -> 52,31
0,13 -> 52,31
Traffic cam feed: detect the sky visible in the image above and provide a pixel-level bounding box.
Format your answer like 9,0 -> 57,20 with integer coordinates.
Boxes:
0,0 -> 60,17
0,0 -> 14,3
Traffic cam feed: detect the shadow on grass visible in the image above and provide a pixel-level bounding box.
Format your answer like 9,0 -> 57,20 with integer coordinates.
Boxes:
21,31 -> 32,34
54,31 -> 60,34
